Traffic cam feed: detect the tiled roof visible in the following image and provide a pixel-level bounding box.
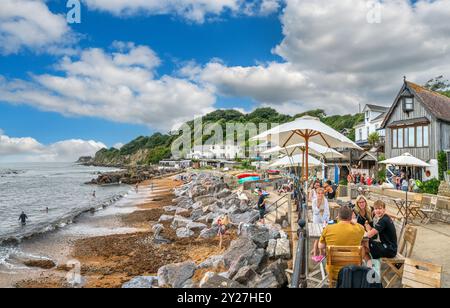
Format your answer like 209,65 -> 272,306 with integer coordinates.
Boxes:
407,81 -> 450,122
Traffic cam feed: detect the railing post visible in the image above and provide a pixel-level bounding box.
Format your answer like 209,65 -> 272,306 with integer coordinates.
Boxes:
291,218 -> 307,288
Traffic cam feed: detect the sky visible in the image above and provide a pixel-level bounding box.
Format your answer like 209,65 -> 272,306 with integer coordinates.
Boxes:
0,0 -> 449,162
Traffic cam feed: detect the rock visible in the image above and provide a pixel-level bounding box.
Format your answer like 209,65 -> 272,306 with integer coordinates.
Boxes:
191,201 -> 203,209
248,248 -> 266,269
266,239 -> 277,258
199,227 -> 219,239
158,215 -> 174,222
265,259 -> 288,286
23,259 -> 56,269
153,236 -> 172,245
274,238 -> 291,259
230,210 -> 259,224
215,188 -> 232,199
151,224 -> 164,237
198,255 -> 225,269
282,220 -> 290,228
201,274 -> 246,288
233,266 -> 257,285
279,230 -> 288,239
190,208 -> 204,221
122,276 -> 157,288
171,216 -> 192,229
187,222 -> 207,231
195,196 -> 219,206
249,271 -> 280,288
241,224 -> 270,248
157,261 -> 196,288
163,206 -> 178,212
182,279 -> 196,288
175,207 -> 189,215
176,227 -> 194,238
223,238 -> 257,268
199,272 -> 216,288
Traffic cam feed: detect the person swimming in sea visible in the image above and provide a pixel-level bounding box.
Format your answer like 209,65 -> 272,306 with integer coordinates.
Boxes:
19,211 -> 28,226
92,190 -> 96,198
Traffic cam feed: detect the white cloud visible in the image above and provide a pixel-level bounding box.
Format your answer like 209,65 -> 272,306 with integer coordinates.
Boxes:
0,130 -> 106,162
0,0 -> 73,55
0,42 -> 216,130
83,0 -> 281,23
184,0 -> 450,115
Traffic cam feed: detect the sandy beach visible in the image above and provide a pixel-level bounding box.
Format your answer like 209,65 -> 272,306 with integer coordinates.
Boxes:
0,175 -> 234,288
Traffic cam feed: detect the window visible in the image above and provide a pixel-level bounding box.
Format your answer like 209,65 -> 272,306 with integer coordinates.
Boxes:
359,128 -> 363,141
398,128 -> 404,148
367,127 -> 370,138
365,111 -> 370,122
408,127 -> 415,147
393,129 -> 398,148
423,125 -> 429,147
417,126 -> 423,147
403,97 -> 414,112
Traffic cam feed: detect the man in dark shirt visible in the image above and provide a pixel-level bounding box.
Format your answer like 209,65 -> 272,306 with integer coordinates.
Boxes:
19,211 -> 28,226
257,190 -> 266,225
364,200 -> 397,265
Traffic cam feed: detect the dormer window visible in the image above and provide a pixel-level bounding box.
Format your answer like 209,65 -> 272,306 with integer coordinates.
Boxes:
403,97 -> 414,112
365,111 -> 370,121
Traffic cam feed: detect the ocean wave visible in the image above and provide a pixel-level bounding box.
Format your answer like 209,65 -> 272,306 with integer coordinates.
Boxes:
0,193 -> 127,246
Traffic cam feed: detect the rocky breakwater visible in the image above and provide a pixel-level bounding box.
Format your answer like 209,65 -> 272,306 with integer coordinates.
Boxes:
85,166 -> 176,185
123,172 -> 292,289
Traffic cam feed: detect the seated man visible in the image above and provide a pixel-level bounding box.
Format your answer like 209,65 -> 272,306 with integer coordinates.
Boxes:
319,206 -> 365,281
364,200 -> 397,263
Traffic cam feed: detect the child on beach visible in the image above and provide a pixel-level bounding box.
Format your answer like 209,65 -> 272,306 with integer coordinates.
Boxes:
312,188 -> 330,262
217,214 -> 230,250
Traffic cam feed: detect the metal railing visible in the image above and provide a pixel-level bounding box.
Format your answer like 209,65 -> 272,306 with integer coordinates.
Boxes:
266,194 -> 289,222
291,194 -> 309,288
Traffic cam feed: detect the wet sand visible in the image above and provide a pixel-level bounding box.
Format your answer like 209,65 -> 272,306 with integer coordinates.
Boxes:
4,175 -> 235,288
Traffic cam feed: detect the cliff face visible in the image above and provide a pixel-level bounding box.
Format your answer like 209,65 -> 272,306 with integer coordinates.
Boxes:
91,148 -> 151,167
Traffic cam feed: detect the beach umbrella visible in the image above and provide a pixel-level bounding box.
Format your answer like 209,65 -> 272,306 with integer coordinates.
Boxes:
379,153 -> 431,168
252,116 -> 362,183
263,142 -> 345,159
269,154 -> 323,168
379,153 -> 430,225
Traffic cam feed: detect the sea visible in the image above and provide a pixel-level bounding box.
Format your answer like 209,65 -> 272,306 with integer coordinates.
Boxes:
0,162 -> 134,274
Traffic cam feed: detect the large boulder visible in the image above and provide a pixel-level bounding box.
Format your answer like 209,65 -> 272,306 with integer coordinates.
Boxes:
122,276 -> 157,288
163,206 -> 178,212
274,238 -> 291,259
200,274 -> 246,289
266,239 -> 277,258
176,227 -> 194,238
265,259 -> 288,287
175,207 -> 189,215
158,215 -> 174,222
223,238 -> 257,268
186,222 -> 207,231
171,216 -> 192,229
215,188 -> 232,199
232,266 -> 257,285
190,208 -> 204,221
151,224 -> 164,237
195,196 -> 219,207
199,226 -> 219,239
198,255 -> 225,269
240,224 -> 271,248
249,271 -> 280,288
157,261 -> 196,288
230,211 -> 259,224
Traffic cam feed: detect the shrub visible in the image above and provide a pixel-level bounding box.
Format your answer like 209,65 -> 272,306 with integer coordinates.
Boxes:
417,178 -> 441,195
438,151 -> 447,181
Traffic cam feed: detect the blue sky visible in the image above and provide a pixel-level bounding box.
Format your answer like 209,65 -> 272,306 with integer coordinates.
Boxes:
0,1 -> 283,147
0,0 -> 449,162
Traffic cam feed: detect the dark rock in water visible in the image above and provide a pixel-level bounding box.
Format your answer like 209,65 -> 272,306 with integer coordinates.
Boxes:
85,166 -> 164,185
223,238 -> 257,268
240,224 -> 271,248
157,261 -> 196,288
23,259 -> 56,269
200,274 -> 246,289
122,276 -> 158,288
233,266 -> 257,285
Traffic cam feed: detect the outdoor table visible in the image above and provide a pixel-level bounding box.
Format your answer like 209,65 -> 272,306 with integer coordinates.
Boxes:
393,198 -> 414,220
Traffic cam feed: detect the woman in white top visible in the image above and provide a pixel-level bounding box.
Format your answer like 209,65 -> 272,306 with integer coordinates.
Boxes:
311,188 -> 330,262
308,181 -> 321,202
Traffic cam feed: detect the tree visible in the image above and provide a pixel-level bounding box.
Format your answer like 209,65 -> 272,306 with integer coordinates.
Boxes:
424,76 -> 450,98
438,151 -> 447,181
368,132 -> 380,147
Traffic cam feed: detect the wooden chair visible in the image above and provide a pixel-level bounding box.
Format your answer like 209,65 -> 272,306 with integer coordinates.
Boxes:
391,216 -> 406,248
408,194 -> 425,221
326,246 -> 363,288
381,225 -> 418,288
419,196 -> 439,224
402,258 -> 442,288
